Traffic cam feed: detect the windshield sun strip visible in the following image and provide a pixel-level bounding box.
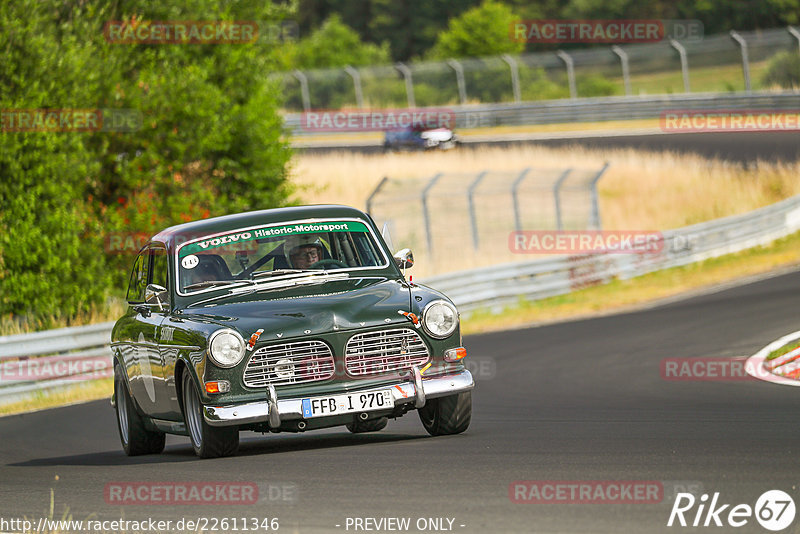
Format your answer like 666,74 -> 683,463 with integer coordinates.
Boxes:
173,217 -> 390,297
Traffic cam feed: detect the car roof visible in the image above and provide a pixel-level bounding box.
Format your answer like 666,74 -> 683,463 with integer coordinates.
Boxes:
150,204 -> 373,249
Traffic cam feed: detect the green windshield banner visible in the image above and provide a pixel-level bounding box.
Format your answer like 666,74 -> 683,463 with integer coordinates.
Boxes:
178,221 -> 369,257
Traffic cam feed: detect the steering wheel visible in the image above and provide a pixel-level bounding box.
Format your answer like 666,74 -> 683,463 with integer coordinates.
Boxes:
311,259 -> 348,269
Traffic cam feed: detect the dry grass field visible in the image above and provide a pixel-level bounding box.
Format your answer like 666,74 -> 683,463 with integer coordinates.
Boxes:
290,145 -> 800,278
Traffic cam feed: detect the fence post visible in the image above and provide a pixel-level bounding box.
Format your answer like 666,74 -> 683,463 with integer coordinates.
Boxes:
447,59 -> 467,104
789,26 -> 800,54
467,171 -> 488,250
344,65 -> 365,108
552,168 -> 572,231
366,176 -> 389,215
292,70 -> 311,112
395,62 -> 416,108
502,54 -> 522,103
669,39 -> 691,93
556,50 -> 577,99
421,173 -> 444,257
729,31 -> 751,93
611,46 -> 632,96
589,162 -> 610,230
511,168 -> 531,232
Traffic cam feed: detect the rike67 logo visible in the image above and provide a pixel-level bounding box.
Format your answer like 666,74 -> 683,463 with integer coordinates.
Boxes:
668,490 -> 795,531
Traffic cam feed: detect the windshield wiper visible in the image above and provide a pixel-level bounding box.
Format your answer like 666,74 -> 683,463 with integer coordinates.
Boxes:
250,269 -> 315,279
183,279 -> 251,291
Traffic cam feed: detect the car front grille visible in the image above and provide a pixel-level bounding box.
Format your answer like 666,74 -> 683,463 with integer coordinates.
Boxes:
345,328 -> 429,376
243,340 -> 335,388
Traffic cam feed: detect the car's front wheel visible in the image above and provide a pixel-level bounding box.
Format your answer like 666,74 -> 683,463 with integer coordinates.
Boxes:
181,372 -> 239,458
418,392 -> 471,436
114,364 -> 165,456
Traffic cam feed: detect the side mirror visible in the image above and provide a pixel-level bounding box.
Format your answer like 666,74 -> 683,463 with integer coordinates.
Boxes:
145,283 -> 168,311
393,248 -> 414,270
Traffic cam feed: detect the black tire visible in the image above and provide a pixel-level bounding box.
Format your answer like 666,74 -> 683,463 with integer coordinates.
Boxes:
181,372 -> 239,459
346,416 -> 388,434
418,392 -> 471,436
114,364 -> 165,456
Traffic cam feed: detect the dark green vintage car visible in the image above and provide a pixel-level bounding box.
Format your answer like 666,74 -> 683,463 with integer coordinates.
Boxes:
111,205 -> 473,458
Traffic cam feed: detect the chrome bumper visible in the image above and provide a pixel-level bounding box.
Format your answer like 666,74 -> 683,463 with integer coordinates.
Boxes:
203,368 -> 474,427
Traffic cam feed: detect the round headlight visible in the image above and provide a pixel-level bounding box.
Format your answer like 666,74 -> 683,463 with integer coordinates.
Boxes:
208,329 -> 245,368
422,300 -> 458,339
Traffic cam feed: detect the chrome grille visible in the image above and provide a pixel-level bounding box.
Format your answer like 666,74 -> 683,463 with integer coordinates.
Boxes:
244,340 -> 335,388
345,329 -> 429,376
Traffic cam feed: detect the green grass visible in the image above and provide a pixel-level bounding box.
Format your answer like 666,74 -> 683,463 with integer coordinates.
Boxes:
766,339 -> 800,361
617,60 -> 772,95
461,229 -> 800,335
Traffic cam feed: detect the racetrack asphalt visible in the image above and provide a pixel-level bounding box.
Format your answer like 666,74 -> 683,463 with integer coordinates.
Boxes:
2,268 -> 800,533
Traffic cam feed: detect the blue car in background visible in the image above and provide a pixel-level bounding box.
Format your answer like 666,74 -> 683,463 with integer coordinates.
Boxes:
384,126 -> 459,151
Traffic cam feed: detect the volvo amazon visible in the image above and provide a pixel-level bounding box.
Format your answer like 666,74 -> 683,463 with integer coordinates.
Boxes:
111,205 -> 473,458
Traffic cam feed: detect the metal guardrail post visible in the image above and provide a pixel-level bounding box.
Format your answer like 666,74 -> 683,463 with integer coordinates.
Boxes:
292,70 -> 311,112
502,54 -> 522,103
467,171 -> 488,250
611,46 -> 632,96
421,173 -> 443,257
447,59 -> 467,105
729,31 -> 751,93
669,39 -> 691,93
366,176 -> 389,215
789,26 -> 800,54
589,162 -> 610,230
556,50 -> 577,99
344,65 -> 365,108
511,168 -> 531,232
552,168 -> 573,231
395,62 -> 416,108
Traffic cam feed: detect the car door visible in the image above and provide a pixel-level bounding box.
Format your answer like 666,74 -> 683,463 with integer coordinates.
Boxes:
122,246 -> 164,416
148,244 -> 181,419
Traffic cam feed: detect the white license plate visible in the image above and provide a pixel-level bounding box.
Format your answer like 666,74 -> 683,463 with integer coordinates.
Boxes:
301,389 -> 393,418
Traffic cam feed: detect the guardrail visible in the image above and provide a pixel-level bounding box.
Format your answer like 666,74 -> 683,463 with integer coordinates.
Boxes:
425,192 -> 800,312
285,91 -> 800,136
2,192 -> 800,405
0,322 -> 114,406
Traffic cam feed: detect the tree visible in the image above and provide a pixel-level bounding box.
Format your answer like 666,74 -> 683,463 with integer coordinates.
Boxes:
289,14 -> 391,69
428,1 -> 524,59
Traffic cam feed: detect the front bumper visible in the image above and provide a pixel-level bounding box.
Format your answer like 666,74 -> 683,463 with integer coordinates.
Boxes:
203,368 -> 474,427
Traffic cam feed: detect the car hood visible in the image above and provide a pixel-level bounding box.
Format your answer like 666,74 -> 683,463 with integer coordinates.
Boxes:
178,277 -> 415,338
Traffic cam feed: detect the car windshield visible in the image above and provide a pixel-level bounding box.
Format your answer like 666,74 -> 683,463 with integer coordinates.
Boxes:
176,219 -> 386,294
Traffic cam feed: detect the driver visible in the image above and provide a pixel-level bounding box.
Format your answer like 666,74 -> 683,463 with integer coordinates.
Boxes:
285,235 -> 325,269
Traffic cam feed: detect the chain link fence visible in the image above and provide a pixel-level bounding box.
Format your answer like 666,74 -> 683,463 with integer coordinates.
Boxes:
366,164 -> 608,277
277,28 -> 799,112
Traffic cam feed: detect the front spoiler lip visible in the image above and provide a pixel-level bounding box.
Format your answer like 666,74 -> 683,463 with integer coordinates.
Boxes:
203,369 -> 474,427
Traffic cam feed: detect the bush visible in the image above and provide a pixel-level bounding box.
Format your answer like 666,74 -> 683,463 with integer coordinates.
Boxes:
761,50 -> 800,89
0,1 -> 293,328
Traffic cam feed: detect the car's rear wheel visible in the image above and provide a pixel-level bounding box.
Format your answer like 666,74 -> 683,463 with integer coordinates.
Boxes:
182,372 -> 239,458
346,416 -> 388,433
418,392 -> 471,436
114,364 -> 165,456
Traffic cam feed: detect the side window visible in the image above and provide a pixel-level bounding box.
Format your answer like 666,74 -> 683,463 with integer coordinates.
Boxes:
150,247 -> 170,304
125,250 -> 150,303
